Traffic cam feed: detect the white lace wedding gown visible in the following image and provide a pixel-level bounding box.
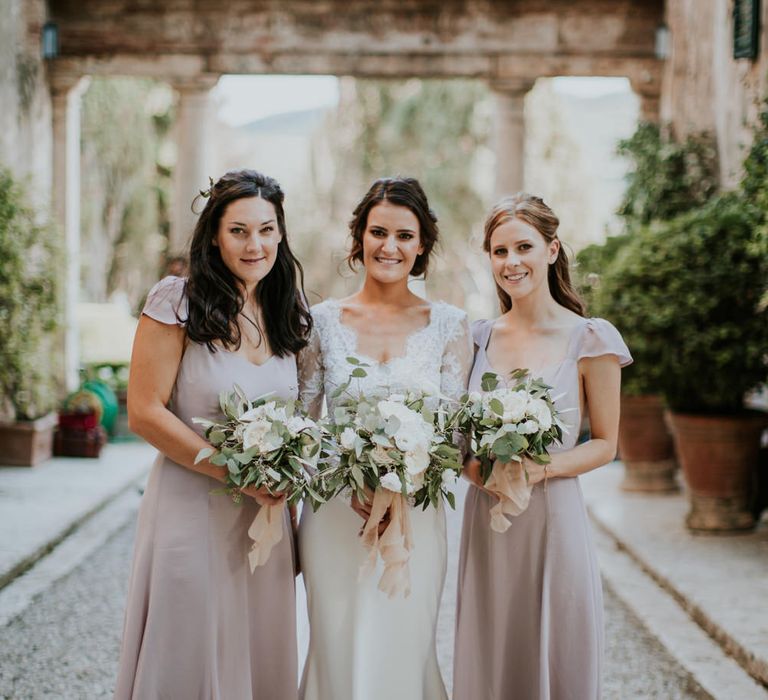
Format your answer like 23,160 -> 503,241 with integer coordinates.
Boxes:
297,298 -> 472,700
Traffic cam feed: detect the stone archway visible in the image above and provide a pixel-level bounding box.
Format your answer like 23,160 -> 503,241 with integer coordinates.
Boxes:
45,0 -> 664,384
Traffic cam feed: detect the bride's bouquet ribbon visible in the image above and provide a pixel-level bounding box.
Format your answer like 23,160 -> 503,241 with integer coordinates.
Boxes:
247,504 -> 285,572
485,460 -> 532,533
359,488 -> 414,598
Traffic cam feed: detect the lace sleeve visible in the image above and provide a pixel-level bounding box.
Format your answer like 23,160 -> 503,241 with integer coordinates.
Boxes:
298,324 -> 325,420
440,310 -> 473,404
439,309 -> 473,459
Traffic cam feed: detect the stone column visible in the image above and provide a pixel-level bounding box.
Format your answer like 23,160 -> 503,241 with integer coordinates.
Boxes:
51,74 -> 90,391
491,80 -> 535,199
169,75 -> 219,255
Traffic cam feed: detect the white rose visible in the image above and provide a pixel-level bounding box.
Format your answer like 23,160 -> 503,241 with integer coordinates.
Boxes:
260,432 -> 284,452
517,419 -> 540,435
393,427 -> 423,452
339,427 -> 357,450
242,419 -> 271,451
263,402 -> 288,423
380,472 -> 402,492
404,445 -> 430,475
441,470 -> 458,489
501,391 -> 529,423
239,404 -> 267,422
527,398 -> 553,430
286,416 -> 310,436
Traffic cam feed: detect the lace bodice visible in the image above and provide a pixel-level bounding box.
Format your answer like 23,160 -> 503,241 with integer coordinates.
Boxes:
298,298 -> 473,418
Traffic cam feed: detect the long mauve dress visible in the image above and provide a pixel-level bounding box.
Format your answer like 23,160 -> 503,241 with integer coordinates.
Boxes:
453,317 -> 632,700
114,276 -> 299,700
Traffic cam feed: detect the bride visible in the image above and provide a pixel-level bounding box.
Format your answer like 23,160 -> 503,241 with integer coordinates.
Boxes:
297,176 -> 472,700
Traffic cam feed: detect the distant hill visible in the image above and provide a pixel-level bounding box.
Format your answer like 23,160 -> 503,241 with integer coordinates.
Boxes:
239,108 -> 329,136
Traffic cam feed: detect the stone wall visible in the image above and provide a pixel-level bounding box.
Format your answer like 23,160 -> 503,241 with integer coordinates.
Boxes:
662,0 -> 768,186
0,0 -> 52,205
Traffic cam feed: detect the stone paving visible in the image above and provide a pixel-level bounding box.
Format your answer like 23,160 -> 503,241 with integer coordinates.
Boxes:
582,464 -> 768,690
0,483 -> 702,700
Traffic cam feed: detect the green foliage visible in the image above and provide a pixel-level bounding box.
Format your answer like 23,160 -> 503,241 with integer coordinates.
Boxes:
80,78 -> 174,304
574,234 -> 631,314
596,193 -> 768,412
741,104 -> 768,215
0,169 -> 61,420
573,122 -> 721,397
617,122 -> 719,227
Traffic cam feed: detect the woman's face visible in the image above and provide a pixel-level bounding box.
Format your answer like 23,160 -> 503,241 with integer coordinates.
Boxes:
488,217 -> 559,303
361,201 -> 424,284
214,196 -> 282,290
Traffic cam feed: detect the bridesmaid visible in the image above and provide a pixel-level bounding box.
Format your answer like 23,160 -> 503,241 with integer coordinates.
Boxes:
114,170 -> 311,699
453,194 -> 632,700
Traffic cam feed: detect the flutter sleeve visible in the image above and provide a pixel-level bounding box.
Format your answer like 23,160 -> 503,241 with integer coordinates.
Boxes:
141,275 -> 188,326
577,318 -> 633,367
298,316 -> 325,420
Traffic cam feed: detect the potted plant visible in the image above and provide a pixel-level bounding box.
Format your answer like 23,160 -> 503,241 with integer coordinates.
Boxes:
0,168 -> 61,466
573,124 -> 719,493
577,237 -> 678,492
611,194 -> 768,531
54,390 -> 107,458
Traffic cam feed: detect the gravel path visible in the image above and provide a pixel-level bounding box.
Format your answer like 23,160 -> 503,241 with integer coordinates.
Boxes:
0,509 -> 702,699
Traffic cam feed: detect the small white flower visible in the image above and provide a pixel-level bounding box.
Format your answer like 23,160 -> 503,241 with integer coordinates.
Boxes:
340,427 -> 357,450
404,445 -> 430,475
517,419 -> 540,435
441,470 -> 458,489
483,389 -> 528,424
242,419 -> 271,450
286,415 -> 310,437
380,472 -> 402,492
527,398 -> 553,430
239,404 -> 267,422
263,402 -> 288,424
469,391 -> 482,403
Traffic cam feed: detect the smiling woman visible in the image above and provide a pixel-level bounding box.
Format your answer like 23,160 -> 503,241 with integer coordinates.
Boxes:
296,176 -> 473,700
113,169 -> 311,700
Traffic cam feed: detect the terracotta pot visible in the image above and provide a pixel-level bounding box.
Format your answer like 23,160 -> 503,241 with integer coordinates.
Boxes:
666,411 -> 768,532
619,394 -> 678,492
0,412 -> 57,467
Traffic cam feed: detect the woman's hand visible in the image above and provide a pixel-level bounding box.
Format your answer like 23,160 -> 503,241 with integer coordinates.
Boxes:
351,487 -> 390,536
523,457 -> 548,486
240,485 -> 286,508
463,457 -> 497,497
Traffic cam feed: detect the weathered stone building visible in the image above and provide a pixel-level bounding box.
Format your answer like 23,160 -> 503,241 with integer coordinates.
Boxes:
1,0 -> 766,382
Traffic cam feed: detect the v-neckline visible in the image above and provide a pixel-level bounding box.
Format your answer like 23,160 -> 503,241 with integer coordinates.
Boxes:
330,298 -> 437,367
482,318 -> 587,379
215,345 -> 279,369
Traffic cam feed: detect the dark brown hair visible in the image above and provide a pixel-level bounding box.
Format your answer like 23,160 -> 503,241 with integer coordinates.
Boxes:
347,177 -> 438,278
185,169 -> 312,356
483,193 -> 586,316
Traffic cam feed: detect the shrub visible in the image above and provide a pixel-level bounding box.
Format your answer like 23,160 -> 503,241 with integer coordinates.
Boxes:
0,168 -> 61,420
617,122 -> 719,227
596,194 -> 768,413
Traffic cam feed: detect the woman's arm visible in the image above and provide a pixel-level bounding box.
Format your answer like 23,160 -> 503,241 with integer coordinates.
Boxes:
526,354 -> 622,485
128,315 -> 281,505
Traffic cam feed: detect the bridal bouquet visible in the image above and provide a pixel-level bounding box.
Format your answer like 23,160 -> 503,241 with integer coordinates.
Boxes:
452,369 -> 565,532
314,358 -> 462,597
193,385 -> 325,570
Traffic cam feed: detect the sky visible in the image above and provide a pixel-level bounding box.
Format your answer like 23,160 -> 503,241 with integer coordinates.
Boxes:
215,75 -> 631,127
